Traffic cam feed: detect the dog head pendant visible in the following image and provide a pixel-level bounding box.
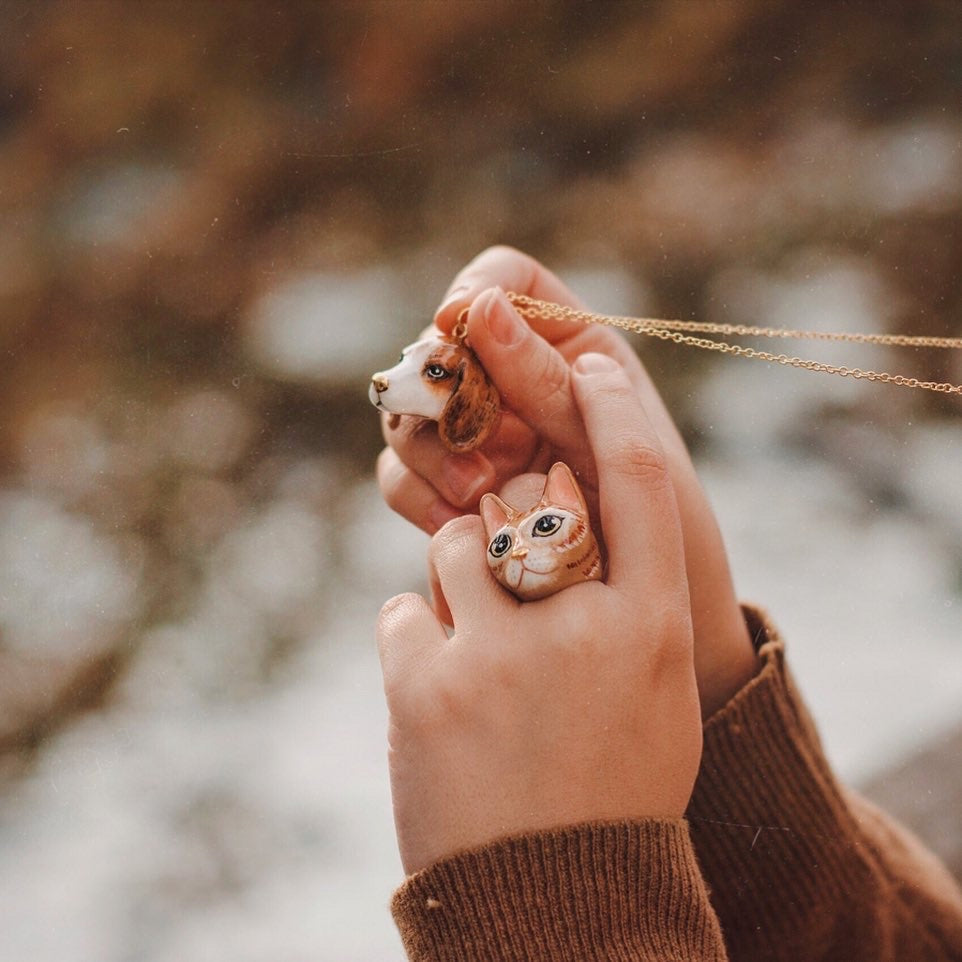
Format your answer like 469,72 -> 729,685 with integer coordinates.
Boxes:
369,334 -> 500,453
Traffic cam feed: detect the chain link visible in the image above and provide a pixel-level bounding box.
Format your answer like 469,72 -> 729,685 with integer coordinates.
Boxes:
506,293 -> 962,396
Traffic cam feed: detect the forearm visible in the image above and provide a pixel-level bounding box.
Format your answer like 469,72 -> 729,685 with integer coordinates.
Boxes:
688,605 -> 962,962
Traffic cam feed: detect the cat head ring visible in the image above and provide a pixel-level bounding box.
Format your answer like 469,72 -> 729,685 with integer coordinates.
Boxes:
481,462 -> 603,602
369,334 -> 500,453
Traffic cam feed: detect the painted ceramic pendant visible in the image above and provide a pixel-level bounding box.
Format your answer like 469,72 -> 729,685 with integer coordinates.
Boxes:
369,335 -> 500,453
480,462 -> 603,602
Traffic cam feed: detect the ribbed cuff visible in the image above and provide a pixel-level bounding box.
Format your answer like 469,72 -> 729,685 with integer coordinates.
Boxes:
391,820 -> 726,961
687,604 -> 883,959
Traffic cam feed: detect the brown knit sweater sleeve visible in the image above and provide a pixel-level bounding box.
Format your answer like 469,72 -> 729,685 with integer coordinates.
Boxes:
391,819 -> 729,961
687,604 -> 962,962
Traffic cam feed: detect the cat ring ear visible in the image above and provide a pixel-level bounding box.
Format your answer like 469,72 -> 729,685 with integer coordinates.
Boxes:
479,490 -> 511,536
480,462 -> 603,602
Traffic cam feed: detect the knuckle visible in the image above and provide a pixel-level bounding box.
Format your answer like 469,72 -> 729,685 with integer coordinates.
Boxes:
436,513 -> 482,543
561,604 -> 598,650
540,603 -> 601,661
429,514 -> 484,563
376,592 -> 422,639
509,342 -> 571,421
606,440 -> 671,488
532,346 -> 570,401
559,629 -> 600,665
416,678 -> 464,730
416,664 -> 473,729
643,602 -> 695,675
436,646 -> 522,724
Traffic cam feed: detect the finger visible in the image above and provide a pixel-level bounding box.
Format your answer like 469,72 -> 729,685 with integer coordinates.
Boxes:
570,353 -> 685,597
376,447 -> 463,535
381,413 -> 496,510
428,515 -> 516,627
376,592 -> 447,697
433,245 -> 585,338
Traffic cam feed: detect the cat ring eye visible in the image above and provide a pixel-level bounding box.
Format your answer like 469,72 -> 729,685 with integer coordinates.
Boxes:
532,514 -> 562,537
489,532 -> 512,557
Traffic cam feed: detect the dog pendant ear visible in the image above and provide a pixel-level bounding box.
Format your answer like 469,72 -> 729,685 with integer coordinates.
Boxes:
437,344 -> 500,452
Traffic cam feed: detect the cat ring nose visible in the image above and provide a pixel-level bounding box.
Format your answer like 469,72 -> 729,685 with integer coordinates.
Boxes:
511,546 -> 528,559
371,373 -> 389,393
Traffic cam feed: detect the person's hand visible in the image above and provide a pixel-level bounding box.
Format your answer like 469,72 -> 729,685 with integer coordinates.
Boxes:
377,246 -> 756,717
377,354 -> 702,875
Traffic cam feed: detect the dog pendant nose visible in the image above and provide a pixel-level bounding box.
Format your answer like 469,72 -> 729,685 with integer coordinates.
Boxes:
371,373 -> 389,393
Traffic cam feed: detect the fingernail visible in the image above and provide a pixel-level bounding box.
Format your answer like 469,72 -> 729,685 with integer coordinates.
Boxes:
435,284 -> 471,319
441,453 -> 490,504
573,352 -> 619,375
483,287 -> 524,346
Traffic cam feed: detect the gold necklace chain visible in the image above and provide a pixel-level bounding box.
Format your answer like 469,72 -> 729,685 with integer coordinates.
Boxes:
505,293 -> 962,397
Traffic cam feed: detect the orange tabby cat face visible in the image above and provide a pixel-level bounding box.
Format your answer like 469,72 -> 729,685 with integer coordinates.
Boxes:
480,462 -> 603,602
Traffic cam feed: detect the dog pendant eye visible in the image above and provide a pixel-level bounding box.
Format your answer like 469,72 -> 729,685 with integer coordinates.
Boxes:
424,363 -> 450,381
489,532 -> 512,558
532,514 -> 562,537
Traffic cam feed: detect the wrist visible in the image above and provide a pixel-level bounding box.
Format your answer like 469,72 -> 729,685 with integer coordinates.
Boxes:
697,607 -> 761,720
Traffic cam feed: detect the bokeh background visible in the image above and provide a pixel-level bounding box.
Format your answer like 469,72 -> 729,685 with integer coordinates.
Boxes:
2,2 -> 961,959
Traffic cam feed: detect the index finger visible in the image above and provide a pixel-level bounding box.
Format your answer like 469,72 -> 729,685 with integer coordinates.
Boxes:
570,352 -> 686,599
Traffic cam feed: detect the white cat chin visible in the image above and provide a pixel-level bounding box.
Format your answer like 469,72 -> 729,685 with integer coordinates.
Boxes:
499,559 -> 563,601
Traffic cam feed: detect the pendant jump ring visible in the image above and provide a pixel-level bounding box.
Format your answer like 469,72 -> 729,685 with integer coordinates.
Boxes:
451,308 -> 469,341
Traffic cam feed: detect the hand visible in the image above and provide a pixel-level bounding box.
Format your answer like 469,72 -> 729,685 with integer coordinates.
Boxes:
377,354 -> 702,875
377,246 -> 757,717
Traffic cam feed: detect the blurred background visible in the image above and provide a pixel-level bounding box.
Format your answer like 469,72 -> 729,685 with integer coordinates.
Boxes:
1,1 -> 961,959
